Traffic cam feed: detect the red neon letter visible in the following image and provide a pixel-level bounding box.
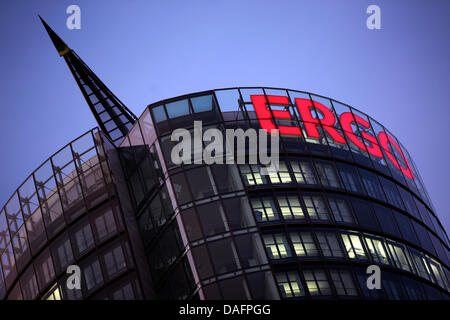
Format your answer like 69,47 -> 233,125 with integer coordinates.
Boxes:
378,132 -> 414,179
295,98 -> 346,144
339,112 -> 383,157
251,95 -> 302,135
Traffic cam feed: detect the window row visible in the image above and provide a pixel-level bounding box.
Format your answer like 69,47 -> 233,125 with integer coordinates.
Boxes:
0,203 -> 123,298
240,160 -> 448,246
6,236 -> 133,300
262,229 -> 449,292
275,266 -> 448,300
166,158 -> 447,253
180,197 -> 256,243
250,192 -> 449,267
190,231 -> 269,281
149,87 -> 433,210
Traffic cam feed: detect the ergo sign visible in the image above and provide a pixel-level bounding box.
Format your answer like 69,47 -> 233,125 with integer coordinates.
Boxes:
250,95 -> 414,180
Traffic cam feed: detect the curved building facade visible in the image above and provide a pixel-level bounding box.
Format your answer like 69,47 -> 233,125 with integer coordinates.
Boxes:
121,87 -> 449,300
0,20 -> 448,300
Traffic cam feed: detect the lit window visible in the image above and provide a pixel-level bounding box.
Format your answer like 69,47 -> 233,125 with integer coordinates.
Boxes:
410,249 -> 432,281
290,161 -> 317,185
341,233 -> 367,260
240,165 -> 265,186
275,272 -> 304,298
330,270 -> 358,296
387,241 -> 412,272
303,270 -> 332,296
363,235 -> 391,266
290,232 -> 319,257
303,196 -> 330,221
45,284 -> 62,300
251,198 -> 279,222
316,232 -> 344,258
263,234 -> 292,259
328,198 -> 354,223
268,161 -> 292,184
277,196 -> 304,220
427,258 -> 448,290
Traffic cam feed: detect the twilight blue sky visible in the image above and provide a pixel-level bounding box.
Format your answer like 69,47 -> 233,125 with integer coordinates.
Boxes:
0,0 -> 449,234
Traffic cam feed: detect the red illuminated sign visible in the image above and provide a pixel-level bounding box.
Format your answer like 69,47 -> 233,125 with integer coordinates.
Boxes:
250,94 -> 414,179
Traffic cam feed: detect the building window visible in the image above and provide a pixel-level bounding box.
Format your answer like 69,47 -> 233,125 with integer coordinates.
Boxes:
268,161 -> 292,184
263,234 -> 292,260
290,232 -> 319,257
330,270 -> 358,296
363,234 -> 391,266
341,233 -> 367,260
277,195 -> 305,220
290,161 -> 317,185
275,272 -> 305,298
73,221 -> 94,256
112,282 -> 135,300
94,208 -> 117,242
83,259 -> 104,292
316,232 -> 344,258
379,177 -> 404,210
240,165 -> 266,186
21,267 -> 39,300
103,244 -> 127,279
338,164 -> 364,194
314,162 -> 341,188
359,169 -> 385,201
53,235 -> 74,273
303,195 -> 330,221
386,241 -> 412,272
302,270 -> 332,296
251,197 -> 279,222
328,197 -> 354,224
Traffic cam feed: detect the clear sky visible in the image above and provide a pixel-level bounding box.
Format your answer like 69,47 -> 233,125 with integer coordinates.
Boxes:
0,0 -> 449,234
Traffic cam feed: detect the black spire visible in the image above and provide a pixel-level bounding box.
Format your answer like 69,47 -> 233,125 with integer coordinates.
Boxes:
39,16 -> 137,146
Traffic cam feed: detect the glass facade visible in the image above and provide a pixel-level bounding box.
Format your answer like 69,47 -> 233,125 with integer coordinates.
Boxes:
1,87 -> 449,300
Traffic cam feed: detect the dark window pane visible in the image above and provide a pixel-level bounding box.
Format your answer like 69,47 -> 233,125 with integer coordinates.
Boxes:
223,197 -> 255,229
219,276 -> 249,299
235,233 -> 268,268
247,271 -> 279,299
373,205 -> 400,237
359,169 -> 385,201
394,213 -> 419,246
197,201 -> 228,237
185,167 -> 217,200
170,172 -> 192,204
211,165 -> 243,193
181,208 -> 203,242
192,244 -> 214,280
351,198 -> 380,231
208,238 -> 239,274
